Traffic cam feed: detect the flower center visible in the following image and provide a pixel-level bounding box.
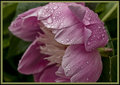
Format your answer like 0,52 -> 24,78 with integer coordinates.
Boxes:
37,23 -> 68,66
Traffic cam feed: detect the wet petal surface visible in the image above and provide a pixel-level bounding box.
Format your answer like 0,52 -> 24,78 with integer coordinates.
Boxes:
62,44 -> 102,82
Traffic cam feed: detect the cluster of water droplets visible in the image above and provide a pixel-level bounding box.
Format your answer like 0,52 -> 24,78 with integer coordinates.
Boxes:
86,24 -> 108,51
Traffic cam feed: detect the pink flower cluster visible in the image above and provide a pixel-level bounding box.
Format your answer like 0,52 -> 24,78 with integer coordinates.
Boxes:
9,2 -> 108,82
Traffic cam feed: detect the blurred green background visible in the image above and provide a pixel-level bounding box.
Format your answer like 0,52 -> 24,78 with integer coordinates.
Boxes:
2,2 -> 118,82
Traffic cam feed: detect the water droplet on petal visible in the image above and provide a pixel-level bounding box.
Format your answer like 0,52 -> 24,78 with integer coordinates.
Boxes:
93,35 -> 95,38
102,34 -> 105,37
58,12 -> 61,14
44,6 -> 48,9
53,17 -> 55,19
47,17 -> 53,23
97,36 -> 100,39
98,26 -> 101,29
86,78 -> 89,81
87,42 -> 90,45
61,40 -> 64,43
86,61 -> 89,64
66,39 -> 69,42
53,5 -> 58,9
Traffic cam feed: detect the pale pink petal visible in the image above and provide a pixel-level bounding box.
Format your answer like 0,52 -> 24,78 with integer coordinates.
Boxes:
54,23 -> 84,45
37,3 -> 80,29
68,5 -> 86,21
34,65 -> 58,82
18,40 -> 49,74
84,24 -> 109,51
9,7 -> 43,41
62,44 -> 102,82
55,66 -> 70,82
68,5 -> 101,25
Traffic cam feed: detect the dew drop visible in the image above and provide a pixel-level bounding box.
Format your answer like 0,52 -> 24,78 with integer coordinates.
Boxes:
53,17 -> 55,19
44,6 -> 48,9
91,38 -> 93,41
47,17 -> 53,23
53,5 -> 58,9
98,26 -> 101,29
66,39 -> 69,42
87,42 -> 90,45
102,34 -> 105,37
61,40 -> 64,43
88,17 -> 90,20
93,35 -> 95,38
66,66 -> 70,72
86,78 -> 89,81
86,61 -> 89,64
58,12 -> 61,14
47,25 -> 51,28
97,36 -> 100,39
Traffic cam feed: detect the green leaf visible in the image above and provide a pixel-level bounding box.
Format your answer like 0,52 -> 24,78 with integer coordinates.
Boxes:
7,35 -> 30,58
98,57 -> 110,82
98,56 -> 117,82
95,3 -> 106,13
3,38 -> 10,48
3,3 -> 18,19
86,3 -> 98,11
4,72 -> 18,82
95,3 -> 117,22
110,56 -> 117,82
15,3 -> 48,17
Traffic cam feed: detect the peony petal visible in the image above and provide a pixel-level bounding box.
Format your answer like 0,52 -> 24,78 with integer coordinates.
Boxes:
84,24 -> 109,51
18,40 -> 49,74
9,7 -> 43,41
37,3 -> 80,29
62,44 -> 102,82
54,23 -> 84,45
55,66 -> 70,82
83,7 -> 101,25
68,5 -> 101,25
68,5 -> 86,21
34,65 -> 58,82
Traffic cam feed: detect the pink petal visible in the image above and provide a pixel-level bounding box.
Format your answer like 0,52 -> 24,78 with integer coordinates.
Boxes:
54,23 -> 84,45
68,5 -> 86,21
18,40 -> 49,74
68,5 -> 101,25
9,7 -> 43,41
37,3 -> 80,29
34,65 -> 58,82
62,44 -> 102,82
84,24 -> 109,51
55,66 -> 70,82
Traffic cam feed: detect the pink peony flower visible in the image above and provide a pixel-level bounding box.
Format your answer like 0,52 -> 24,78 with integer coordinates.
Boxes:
8,2 -> 109,82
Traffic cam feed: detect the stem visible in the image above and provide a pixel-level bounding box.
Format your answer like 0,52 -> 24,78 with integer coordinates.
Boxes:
102,3 -> 118,22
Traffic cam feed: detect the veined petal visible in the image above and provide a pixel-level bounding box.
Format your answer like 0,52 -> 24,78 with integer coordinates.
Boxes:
38,3 -> 80,29
54,23 -> 84,45
62,44 -> 102,82
68,5 -> 86,21
18,40 -> 49,74
84,24 -> 109,51
34,65 -> 58,82
55,66 -> 70,82
68,5 -> 101,25
9,7 -> 43,41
